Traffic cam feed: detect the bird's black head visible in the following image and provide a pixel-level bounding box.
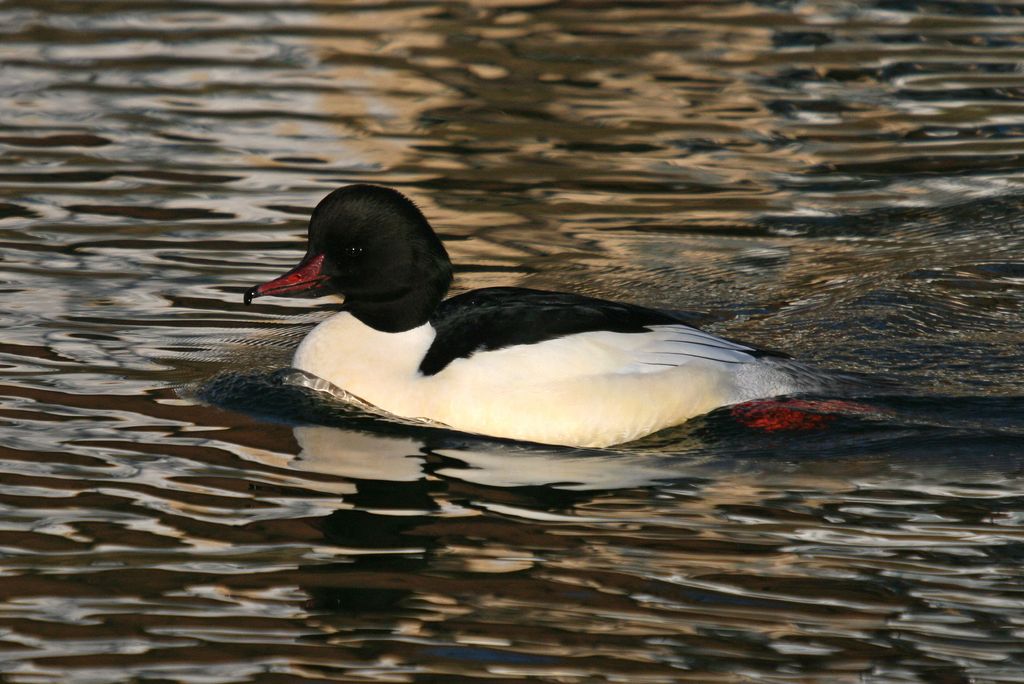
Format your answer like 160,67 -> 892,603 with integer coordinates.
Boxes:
245,184 -> 453,332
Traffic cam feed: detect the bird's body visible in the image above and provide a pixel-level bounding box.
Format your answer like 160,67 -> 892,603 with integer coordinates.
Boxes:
245,185 -> 813,447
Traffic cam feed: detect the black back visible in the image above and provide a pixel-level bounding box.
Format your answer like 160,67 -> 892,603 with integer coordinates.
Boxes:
419,287 -> 705,376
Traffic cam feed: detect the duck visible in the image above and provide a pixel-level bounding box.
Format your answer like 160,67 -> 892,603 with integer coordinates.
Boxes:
243,184 -> 812,448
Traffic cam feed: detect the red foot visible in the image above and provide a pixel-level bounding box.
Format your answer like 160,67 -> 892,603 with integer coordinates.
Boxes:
730,399 -> 874,433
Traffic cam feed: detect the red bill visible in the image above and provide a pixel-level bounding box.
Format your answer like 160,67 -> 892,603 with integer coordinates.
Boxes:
244,253 -> 329,305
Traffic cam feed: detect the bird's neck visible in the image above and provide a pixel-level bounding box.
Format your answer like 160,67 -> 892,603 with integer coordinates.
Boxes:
344,287 -> 444,333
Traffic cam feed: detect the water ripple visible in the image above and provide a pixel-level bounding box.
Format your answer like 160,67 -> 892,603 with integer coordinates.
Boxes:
1,0 -> 1023,682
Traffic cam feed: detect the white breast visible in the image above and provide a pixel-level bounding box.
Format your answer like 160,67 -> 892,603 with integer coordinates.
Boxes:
292,312 -> 802,447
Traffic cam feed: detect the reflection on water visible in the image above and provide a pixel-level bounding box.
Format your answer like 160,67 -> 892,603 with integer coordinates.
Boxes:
2,0 -> 1024,681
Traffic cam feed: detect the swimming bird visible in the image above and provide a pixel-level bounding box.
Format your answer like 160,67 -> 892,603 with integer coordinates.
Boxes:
244,184 -> 812,447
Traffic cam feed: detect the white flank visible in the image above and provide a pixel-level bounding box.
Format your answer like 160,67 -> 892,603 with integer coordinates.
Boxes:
293,312 -> 803,448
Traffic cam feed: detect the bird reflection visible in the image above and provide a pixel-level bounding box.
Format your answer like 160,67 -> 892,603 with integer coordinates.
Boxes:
222,420 -> 711,616
288,423 -> 709,491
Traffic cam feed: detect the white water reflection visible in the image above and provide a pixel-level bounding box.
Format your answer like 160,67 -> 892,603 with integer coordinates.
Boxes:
238,422 -> 704,490
226,416 -> 1024,496
292,426 -> 426,482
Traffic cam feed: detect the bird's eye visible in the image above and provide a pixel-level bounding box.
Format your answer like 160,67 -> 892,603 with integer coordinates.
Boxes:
344,245 -> 363,258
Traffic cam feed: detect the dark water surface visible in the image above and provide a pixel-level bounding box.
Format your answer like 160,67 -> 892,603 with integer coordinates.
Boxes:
2,1 -> 1024,682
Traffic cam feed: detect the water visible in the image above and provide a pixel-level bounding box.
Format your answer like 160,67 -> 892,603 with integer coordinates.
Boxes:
2,1 -> 1024,681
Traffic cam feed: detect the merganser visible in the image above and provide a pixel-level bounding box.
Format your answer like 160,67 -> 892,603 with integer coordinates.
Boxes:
244,184 -> 811,448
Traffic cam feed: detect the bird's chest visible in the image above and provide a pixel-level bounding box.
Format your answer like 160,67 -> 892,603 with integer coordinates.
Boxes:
292,313 -> 435,412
